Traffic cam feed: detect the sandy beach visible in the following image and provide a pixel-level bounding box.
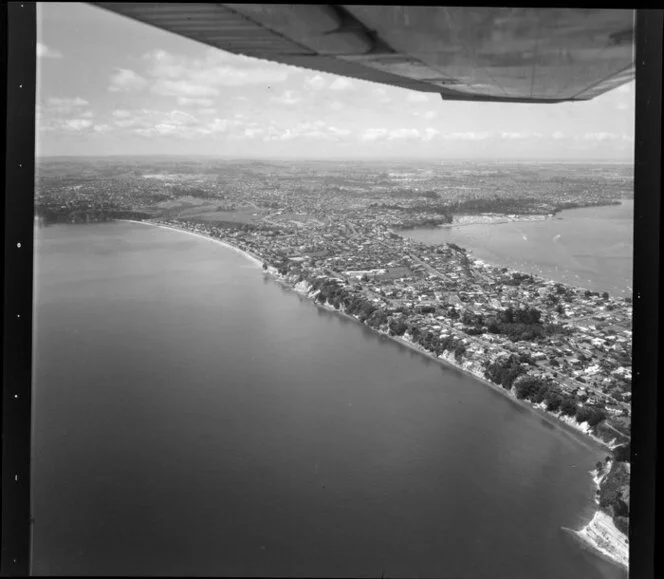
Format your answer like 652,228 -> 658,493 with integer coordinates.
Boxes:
119,220 -> 264,268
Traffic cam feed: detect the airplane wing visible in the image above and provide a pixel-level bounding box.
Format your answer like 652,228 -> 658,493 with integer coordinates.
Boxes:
91,4 -> 635,103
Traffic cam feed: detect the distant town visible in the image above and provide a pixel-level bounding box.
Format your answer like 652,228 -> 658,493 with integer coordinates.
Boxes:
35,157 -> 633,549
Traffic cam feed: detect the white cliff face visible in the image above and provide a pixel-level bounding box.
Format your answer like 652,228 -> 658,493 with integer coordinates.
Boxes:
293,280 -> 313,294
575,511 -> 629,569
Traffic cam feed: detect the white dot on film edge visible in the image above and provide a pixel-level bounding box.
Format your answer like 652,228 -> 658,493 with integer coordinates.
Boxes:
17,242 -> 21,248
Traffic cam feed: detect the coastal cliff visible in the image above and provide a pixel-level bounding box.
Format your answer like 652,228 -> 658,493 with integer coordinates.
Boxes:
567,460 -> 629,569
128,218 -> 631,570
271,269 -> 618,449
267,268 -> 631,570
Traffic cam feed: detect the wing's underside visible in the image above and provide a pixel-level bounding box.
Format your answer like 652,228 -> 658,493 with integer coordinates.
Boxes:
92,4 -> 635,103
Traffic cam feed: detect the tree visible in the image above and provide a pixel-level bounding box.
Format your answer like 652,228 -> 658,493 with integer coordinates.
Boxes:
532,383 -> 550,404
487,319 -> 500,334
560,398 -> 578,416
262,263 -> 268,271
602,291 -> 610,299
545,393 -> 563,412
500,307 -> 515,324
575,405 -> 593,424
389,319 -> 408,337
587,408 -> 607,427
454,344 -> 466,362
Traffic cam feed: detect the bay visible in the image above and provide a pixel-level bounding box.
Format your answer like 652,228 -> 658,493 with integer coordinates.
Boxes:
31,221 -> 625,578
403,200 -> 633,297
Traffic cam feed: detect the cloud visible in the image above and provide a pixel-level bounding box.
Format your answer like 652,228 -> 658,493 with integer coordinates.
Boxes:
328,126 -> 351,138
134,124 -> 178,138
152,79 -> 217,98
413,110 -> 438,120
423,128 -> 440,141
37,43 -> 62,59
37,97 -> 94,130
360,128 -> 389,142
46,97 -> 88,109
239,121 -> 352,142
92,124 -> 113,134
388,128 -> 421,140
304,74 -> 327,90
128,108 -> 244,140
442,132 -> 491,140
114,119 -> 139,128
168,110 -> 198,126
242,127 -> 262,139
372,87 -> 392,104
327,100 -> 344,111
176,97 -> 215,107
209,118 -> 238,133
407,92 -> 430,103
582,132 -> 619,141
501,132 -> 530,140
552,131 -> 565,140
271,90 -> 302,105
329,77 -> 354,91
142,48 -> 290,103
63,119 -> 93,131
111,108 -> 164,129
109,68 -> 148,92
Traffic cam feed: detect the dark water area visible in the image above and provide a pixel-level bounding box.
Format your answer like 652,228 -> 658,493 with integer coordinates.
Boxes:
403,200 -> 633,297
32,222 -> 626,578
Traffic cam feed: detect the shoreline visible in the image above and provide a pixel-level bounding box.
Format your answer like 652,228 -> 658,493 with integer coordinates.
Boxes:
274,272 -> 614,452
442,214 -> 551,229
122,217 -> 616,450
118,219 -> 264,268
118,217 -> 627,570
436,200 -> 629,230
277,277 -> 630,571
570,461 -> 629,570
564,505 -> 629,571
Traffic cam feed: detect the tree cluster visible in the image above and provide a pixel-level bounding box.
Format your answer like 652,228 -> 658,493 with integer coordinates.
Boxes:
485,355 -> 529,389
598,461 -> 630,525
481,306 -> 563,342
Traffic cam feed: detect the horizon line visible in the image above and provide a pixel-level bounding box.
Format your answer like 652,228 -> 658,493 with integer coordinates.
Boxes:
35,154 -> 635,164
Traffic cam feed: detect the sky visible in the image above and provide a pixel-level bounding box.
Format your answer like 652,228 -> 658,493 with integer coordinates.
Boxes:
36,2 -> 635,160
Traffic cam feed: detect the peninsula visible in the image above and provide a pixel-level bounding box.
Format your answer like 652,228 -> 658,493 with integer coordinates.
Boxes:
133,214 -> 632,570
36,158 -> 633,569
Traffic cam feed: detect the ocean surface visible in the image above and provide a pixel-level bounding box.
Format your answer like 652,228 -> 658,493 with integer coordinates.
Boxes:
404,200 -> 633,297
31,222 -> 626,578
